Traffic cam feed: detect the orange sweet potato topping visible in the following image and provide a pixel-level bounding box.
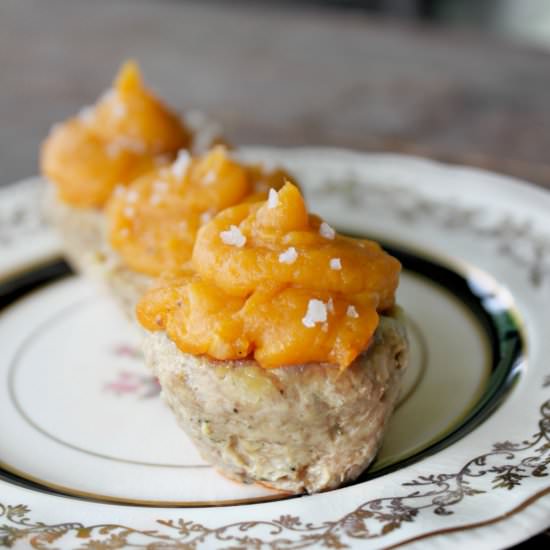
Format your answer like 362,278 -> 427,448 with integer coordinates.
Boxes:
107,146 -> 289,276
40,61 -> 190,208
137,183 -> 401,369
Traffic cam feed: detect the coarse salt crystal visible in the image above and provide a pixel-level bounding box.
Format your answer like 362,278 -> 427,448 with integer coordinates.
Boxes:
192,122 -> 223,154
327,297 -> 334,314
126,190 -> 138,203
119,228 -> 129,238
329,258 -> 342,270
172,150 -> 190,179
203,170 -> 217,185
123,206 -> 135,218
150,194 -> 162,206
302,299 -> 328,328
347,305 -> 359,318
278,247 -> 298,264
114,185 -> 125,197
200,211 -> 213,225
319,222 -> 335,240
220,225 -> 246,247
267,188 -> 279,209
112,100 -> 126,119
153,180 -> 169,193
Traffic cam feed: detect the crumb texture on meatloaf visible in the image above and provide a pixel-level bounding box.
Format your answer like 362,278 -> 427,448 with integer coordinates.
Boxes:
43,185 -> 152,317
142,313 -> 408,494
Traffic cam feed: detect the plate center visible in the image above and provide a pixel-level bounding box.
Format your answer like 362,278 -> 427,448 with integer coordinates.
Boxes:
9,297 -> 205,468
0,249 -> 520,506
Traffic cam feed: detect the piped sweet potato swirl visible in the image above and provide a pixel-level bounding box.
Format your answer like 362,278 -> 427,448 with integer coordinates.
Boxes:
137,183 -> 401,369
41,61 -> 190,208
107,146 -> 289,276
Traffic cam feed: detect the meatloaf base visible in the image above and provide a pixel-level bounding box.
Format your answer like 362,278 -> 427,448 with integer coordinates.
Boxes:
43,185 -> 151,318
143,312 -> 409,494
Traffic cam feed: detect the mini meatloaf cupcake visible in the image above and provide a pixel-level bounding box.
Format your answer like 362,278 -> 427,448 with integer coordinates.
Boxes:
40,60 -> 222,278
137,182 -> 409,494
104,145 -> 290,315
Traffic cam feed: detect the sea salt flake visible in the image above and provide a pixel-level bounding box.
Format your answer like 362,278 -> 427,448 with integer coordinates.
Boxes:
123,206 -> 135,218
327,297 -> 334,314
126,190 -> 138,203
192,122 -> 223,154
321,322 -> 329,333
302,299 -> 328,328
150,194 -> 162,206
119,228 -> 129,238
200,211 -> 213,225
112,100 -> 127,119
153,180 -> 169,193
267,188 -> 279,209
172,150 -> 191,179
330,258 -> 342,270
319,222 -> 335,240
278,247 -> 298,264
347,305 -> 359,319
220,225 -> 246,247
203,170 -> 217,185
114,185 -> 125,197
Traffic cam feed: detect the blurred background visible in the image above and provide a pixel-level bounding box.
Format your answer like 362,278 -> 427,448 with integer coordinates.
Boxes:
2,0 -> 550,189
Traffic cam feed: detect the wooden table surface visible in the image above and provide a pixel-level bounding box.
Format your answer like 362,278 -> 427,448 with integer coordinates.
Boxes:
2,0 -> 550,189
1,0 -> 549,545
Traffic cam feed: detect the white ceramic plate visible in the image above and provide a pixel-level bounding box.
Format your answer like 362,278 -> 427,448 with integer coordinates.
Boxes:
0,148 -> 549,549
